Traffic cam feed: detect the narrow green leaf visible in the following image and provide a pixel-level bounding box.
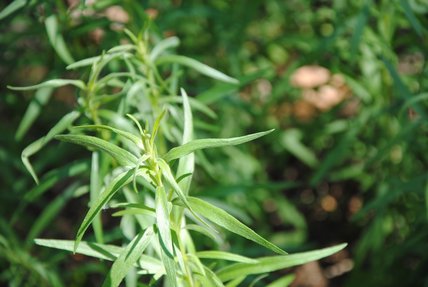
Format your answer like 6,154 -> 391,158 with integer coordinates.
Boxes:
281,130 -> 318,167
90,152 -> 104,244
26,183 -> 79,247
74,170 -> 134,251
155,186 -> 178,286
55,134 -> 138,167
156,55 -> 239,84
22,111 -> 80,184
150,37 -> 180,61
72,125 -> 143,149
202,266 -> 226,287
0,0 -> 26,20
158,159 -> 207,227
163,130 -> 274,162
266,274 -> 295,287
15,86 -> 53,141
177,88 -> 194,195
217,243 -> 347,282
35,239 -> 161,274
66,53 -> 132,70
151,109 -> 167,145
159,96 -> 217,119
224,277 -> 245,287
186,197 -> 286,255
45,15 -> 74,64
102,227 -> 154,287
8,79 -> 85,91
400,0 -> 424,37
196,251 -> 258,264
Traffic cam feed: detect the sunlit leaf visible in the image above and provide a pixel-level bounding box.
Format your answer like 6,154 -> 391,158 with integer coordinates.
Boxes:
156,55 -> 239,84
150,37 -> 180,61
184,197 -> 287,255
35,239 -> 161,274
55,134 -> 138,167
217,243 -> 347,282
196,251 -> 258,264
8,79 -> 85,91
45,15 -> 74,64
163,130 -> 274,162
74,170 -> 134,251
102,227 -> 154,287
155,186 -> 178,286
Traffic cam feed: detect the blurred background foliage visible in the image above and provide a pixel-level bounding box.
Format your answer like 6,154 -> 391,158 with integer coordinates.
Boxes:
1,0 -> 427,286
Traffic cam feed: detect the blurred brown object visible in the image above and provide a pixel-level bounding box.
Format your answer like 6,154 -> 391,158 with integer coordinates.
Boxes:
291,65 -> 330,89
280,65 -> 357,121
105,6 -> 129,23
291,261 -> 328,287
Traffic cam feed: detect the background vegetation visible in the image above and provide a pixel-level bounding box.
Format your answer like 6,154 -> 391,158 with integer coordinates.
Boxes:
1,0 -> 427,286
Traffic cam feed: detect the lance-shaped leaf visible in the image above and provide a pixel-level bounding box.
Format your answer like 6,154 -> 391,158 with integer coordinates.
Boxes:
158,159 -> 208,228
35,239 -> 161,274
196,251 -> 258,264
8,79 -> 86,91
66,52 -> 133,70
21,111 -> 80,184
150,37 -> 180,61
72,125 -> 143,149
74,170 -> 134,251
185,197 -> 286,255
55,134 -> 138,167
45,15 -> 74,64
163,129 -> 274,162
177,88 -> 194,194
155,186 -> 177,286
156,55 -> 239,84
102,227 -> 154,287
0,0 -> 27,20
217,243 -> 347,282
15,86 -> 54,141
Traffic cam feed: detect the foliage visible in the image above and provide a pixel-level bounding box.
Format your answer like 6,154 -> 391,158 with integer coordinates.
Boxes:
1,0 -> 427,286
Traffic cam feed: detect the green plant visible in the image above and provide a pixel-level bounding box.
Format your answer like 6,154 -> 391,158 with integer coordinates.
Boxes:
11,27 -> 346,286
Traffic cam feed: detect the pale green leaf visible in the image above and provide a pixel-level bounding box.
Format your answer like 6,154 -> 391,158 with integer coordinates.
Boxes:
66,52 -> 133,70
159,96 -> 217,119
72,125 -> 143,149
155,186 -> 178,286
8,79 -> 85,91
158,159 -> 207,227
45,15 -> 74,64
217,243 -> 347,282
186,197 -> 286,255
150,37 -> 180,61
266,274 -> 295,287
0,0 -> 26,20
196,251 -> 258,264
90,152 -> 103,244
224,277 -> 245,287
15,86 -> 53,141
102,227 -> 154,287
74,170 -> 134,251
34,239 -> 161,274
177,88 -> 194,195
163,129 -> 274,162
55,134 -> 138,167
22,111 -> 80,184
156,55 -> 239,84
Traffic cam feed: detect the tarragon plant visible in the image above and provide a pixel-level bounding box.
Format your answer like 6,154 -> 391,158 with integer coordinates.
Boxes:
11,29 -> 346,286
